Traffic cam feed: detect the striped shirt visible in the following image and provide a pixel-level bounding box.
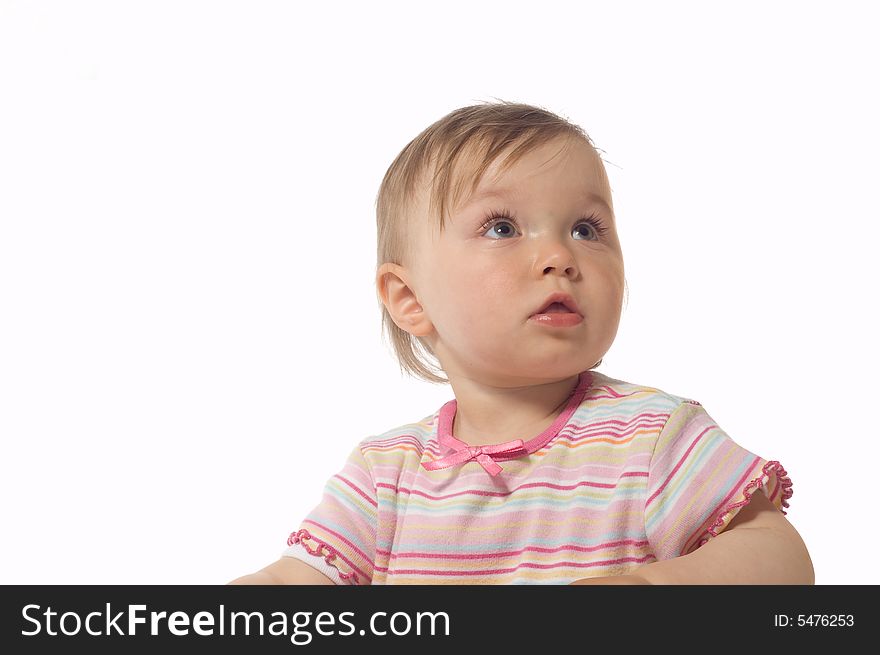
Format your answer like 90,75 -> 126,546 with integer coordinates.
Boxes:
281,369 -> 793,584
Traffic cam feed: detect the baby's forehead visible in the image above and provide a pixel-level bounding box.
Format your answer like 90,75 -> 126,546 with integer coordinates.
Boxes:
453,149 -> 610,212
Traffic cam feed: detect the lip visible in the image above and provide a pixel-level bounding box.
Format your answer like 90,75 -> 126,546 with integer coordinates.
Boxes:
528,312 -> 584,327
530,291 -> 583,318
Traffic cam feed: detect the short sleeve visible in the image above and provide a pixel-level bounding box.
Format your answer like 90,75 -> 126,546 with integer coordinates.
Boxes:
281,443 -> 378,585
644,400 -> 794,560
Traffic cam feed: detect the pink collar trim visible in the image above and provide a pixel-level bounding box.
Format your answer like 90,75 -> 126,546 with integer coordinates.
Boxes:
422,371 -> 594,477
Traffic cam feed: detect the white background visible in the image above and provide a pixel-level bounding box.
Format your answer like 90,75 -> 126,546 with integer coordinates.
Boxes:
1,0 -> 877,585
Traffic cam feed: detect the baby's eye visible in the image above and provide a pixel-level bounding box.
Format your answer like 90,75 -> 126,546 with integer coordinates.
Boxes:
480,216 -> 605,241
572,221 -> 606,240
481,219 -> 517,239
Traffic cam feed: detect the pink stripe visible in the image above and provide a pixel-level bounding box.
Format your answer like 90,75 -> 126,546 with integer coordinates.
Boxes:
645,424 -> 714,507
375,554 -> 656,577
376,477 -> 624,501
364,436 -> 426,450
301,518 -> 372,580
559,420 -> 669,445
507,477 -> 625,492
566,412 -> 670,433
372,462 -> 651,484
336,474 -> 378,508
377,538 -> 651,560
590,384 -> 638,400
578,411 -> 671,426
374,454 -> 653,480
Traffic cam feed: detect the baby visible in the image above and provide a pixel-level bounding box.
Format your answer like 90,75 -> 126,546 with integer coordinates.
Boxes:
229,101 -> 813,585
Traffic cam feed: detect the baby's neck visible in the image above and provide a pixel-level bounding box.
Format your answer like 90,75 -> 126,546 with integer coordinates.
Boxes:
452,414 -> 556,447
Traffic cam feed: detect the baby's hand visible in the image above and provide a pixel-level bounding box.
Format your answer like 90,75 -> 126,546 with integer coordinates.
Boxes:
569,574 -> 651,585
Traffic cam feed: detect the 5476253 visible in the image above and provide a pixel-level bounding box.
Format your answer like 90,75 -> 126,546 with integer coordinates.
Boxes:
773,614 -> 854,627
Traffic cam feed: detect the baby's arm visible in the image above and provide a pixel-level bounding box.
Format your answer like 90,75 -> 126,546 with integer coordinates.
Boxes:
227,557 -> 336,585
572,488 -> 814,585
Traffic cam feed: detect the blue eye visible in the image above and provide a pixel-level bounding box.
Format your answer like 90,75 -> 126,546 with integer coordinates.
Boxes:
478,208 -> 608,241
481,218 -> 517,239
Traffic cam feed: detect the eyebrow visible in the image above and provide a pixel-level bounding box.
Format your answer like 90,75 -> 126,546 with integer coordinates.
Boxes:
461,187 -> 613,214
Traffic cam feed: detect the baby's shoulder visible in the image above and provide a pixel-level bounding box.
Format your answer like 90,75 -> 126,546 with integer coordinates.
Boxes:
586,371 -> 701,415
353,410 -> 437,468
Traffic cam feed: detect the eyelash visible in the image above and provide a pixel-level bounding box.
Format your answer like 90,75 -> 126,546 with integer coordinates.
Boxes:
477,207 -> 609,240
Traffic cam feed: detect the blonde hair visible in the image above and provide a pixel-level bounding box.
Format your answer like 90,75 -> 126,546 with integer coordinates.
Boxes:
375,99 -> 612,384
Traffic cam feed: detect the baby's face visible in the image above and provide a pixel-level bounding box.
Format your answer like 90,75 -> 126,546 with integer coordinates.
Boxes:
398,135 -> 625,384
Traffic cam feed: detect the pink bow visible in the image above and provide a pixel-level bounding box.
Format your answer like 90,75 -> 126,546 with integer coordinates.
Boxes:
423,438 -> 527,477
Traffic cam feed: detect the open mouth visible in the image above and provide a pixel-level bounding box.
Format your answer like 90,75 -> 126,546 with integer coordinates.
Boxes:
537,302 -> 574,314
529,294 -> 584,327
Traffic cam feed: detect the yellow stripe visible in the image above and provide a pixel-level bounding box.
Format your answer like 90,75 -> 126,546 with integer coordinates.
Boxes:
389,482 -> 645,511
388,509 -> 643,533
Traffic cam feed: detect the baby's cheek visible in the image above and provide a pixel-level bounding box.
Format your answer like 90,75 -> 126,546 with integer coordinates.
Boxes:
477,268 -> 521,306
438,263 -> 520,328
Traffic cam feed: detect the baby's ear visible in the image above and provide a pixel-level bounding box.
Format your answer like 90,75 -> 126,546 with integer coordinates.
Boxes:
376,263 -> 433,337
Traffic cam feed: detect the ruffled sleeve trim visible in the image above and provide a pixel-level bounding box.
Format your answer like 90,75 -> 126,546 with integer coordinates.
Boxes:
696,460 -> 794,549
286,528 -> 362,585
